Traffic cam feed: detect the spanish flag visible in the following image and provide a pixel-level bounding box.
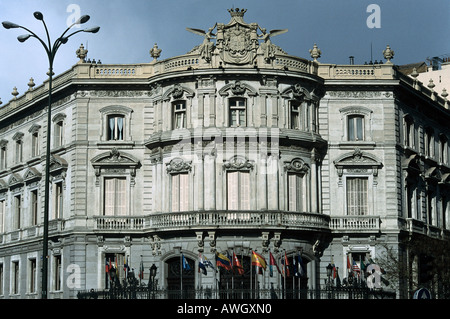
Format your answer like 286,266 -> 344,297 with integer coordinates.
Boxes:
233,252 -> 245,275
251,251 -> 267,270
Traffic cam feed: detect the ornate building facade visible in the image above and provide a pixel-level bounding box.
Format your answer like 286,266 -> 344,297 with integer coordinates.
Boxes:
0,9 -> 448,299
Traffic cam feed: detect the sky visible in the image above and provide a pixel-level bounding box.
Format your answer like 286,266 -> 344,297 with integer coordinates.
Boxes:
0,0 -> 449,104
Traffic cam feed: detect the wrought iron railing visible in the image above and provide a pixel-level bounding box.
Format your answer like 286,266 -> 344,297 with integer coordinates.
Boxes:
77,286 -> 396,300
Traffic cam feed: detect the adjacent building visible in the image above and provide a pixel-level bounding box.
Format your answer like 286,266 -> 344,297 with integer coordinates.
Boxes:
0,9 -> 448,299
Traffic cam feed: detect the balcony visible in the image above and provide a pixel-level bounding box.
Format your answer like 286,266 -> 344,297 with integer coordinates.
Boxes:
329,216 -> 380,233
94,210 -> 330,234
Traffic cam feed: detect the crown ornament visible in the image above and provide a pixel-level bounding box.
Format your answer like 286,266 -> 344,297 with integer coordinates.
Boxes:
227,8 -> 247,17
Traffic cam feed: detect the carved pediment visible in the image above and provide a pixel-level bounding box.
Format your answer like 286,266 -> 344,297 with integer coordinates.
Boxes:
24,167 -> 42,183
166,157 -> 192,174
49,155 -> 68,175
0,178 -> 7,191
334,148 -> 382,177
284,158 -> 310,173
162,84 -> 195,101
219,80 -> 257,97
91,148 -> 140,168
8,173 -> 23,188
223,155 -> 254,170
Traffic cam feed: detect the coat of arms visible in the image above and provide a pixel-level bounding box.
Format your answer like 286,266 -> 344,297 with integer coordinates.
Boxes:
186,8 -> 287,65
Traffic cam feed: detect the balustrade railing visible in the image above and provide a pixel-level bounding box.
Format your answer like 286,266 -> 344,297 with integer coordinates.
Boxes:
329,216 -> 380,232
94,211 -> 330,232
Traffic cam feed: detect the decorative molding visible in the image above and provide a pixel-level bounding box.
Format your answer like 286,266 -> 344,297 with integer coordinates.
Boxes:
218,80 -> 257,97
333,148 -> 383,177
162,84 -> 195,101
284,158 -> 310,173
165,157 -> 192,174
223,155 -> 254,170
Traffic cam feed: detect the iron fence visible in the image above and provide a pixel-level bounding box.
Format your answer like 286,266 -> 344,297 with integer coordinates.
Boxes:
77,286 -> 396,300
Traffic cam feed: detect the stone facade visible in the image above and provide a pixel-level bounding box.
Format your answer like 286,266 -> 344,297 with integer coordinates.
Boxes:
0,9 -> 448,299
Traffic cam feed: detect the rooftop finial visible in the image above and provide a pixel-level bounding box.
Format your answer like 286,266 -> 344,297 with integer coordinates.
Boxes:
227,8 -> 247,17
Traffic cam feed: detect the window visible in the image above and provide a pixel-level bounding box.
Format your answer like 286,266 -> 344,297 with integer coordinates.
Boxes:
54,120 -> 64,148
105,253 -> 126,289
0,263 -> 3,295
15,140 -> 23,164
0,145 -> 6,170
14,195 -> 21,229
0,200 -> 4,233
404,116 -> 414,148
54,255 -> 62,291
29,259 -> 37,294
171,173 -> 189,212
288,173 -> 306,212
290,101 -> 301,129
104,177 -> 127,216
229,98 -> 246,127
348,115 -> 364,141
346,177 -> 368,215
439,134 -> 448,164
425,128 -> 434,158
107,115 -> 124,141
53,182 -> 63,219
31,190 -> 38,225
227,171 -> 250,210
427,190 -> 436,226
173,101 -> 187,129
12,261 -> 19,295
31,132 -> 39,158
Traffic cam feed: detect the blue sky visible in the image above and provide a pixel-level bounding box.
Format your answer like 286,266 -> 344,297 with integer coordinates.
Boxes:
1,0 -> 449,104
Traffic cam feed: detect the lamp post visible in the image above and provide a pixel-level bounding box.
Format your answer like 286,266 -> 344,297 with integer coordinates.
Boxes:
149,264 -> 157,299
326,263 -> 334,299
2,12 -> 99,299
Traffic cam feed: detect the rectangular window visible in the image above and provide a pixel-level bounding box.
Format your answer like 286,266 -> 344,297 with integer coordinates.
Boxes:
54,121 -> 64,148
229,99 -> 246,127
0,199 -> 4,233
0,264 -> 3,295
14,195 -> 21,229
346,177 -> 368,215
15,140 -> 23,164
105,253 -> 125,289
290,102 -> 300,129
173,102 -> 187,129
171,173 -> 189,212
1,146 -> 7,170
54,255 -> 62,291
53,182 -> 63,219
104,177 -> 127,216
425,128 -> 433,157
29,259 -> 36,293
31,132 -> 39,157
12,261 -> 19,295
31,190 -> 38,225
288,173 -> 305,212
107,115 -> 124,141
227,171 -> 250,210
348,115 -> 364,141
440,136 -> 448,164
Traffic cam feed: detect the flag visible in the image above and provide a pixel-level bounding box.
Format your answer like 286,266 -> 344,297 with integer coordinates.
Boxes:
182,254 -> 191,271
139,260 -> 144,280
216,252 -> 231,270
124,256 -> 130,273
251,251 -> 267,270
282,252 -> 290,277
294,253 -> 305,277
347,255 -> 352,274
332,264 -> 337,279
233,252 -> 245,275
203,255 -> 215,270
105,259 -> 110,273
352,260 -> 360,272
269,252 -> 281,277
198,254 -> 207,275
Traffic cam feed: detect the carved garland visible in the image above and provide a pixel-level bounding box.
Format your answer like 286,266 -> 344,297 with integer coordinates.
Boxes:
223,155 -> 254,171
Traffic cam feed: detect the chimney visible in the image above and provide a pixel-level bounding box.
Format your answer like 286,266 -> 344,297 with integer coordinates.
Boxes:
349,56 -> 355,65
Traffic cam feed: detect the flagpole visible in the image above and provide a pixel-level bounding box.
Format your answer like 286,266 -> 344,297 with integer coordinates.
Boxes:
250,249 -> 252,297
180,251 -> 183,298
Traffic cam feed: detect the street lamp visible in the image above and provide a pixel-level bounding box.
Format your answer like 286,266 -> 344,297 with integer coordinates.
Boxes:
149,264 -> 157,298
2,11 -> 99,299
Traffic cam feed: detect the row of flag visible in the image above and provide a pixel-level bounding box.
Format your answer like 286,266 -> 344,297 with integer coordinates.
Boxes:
196,250 -> 306,278
105,257 -> 145,280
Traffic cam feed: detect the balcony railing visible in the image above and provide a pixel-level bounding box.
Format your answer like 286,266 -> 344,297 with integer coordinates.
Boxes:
329,216 -> 380,233
94,210 -> 330,233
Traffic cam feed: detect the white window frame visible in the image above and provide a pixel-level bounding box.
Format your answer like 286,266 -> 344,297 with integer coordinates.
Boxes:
229,98 -> 247,127
346,176 -> 369,216
103,176 -> 128,216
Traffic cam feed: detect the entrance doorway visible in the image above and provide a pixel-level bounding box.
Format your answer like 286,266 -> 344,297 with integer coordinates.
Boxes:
166,256 -> 195,299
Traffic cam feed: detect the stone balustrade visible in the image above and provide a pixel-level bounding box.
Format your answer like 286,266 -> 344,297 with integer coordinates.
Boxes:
94,210 -> 330,233
329,215 -> 380,232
